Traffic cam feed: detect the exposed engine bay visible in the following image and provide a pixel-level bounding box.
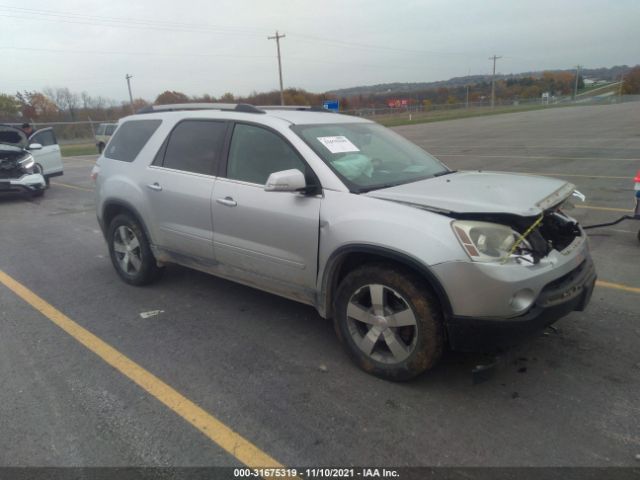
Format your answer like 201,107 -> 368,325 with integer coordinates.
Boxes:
0,150 -> 32,179
449,204 -> 582,264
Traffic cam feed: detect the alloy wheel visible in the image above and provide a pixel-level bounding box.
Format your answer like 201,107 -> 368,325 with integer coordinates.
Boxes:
346,284 -> 418,364
112,225 -> 142,275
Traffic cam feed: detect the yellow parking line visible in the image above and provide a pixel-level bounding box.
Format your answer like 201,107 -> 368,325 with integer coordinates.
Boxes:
576,205 -> 634,213
597,280 -> 640,295
50,182 -> 93,192
0,270 -> 286,471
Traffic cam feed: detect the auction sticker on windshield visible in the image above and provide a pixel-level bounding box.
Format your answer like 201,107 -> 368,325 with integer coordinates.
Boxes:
317,136 -> 360,154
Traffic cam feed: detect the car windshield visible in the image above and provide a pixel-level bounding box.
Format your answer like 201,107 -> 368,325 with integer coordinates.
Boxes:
291,122 -> 450,192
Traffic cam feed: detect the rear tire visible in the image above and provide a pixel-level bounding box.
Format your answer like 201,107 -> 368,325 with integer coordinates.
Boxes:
107,213 -> 162,286
333,264 -> 444,381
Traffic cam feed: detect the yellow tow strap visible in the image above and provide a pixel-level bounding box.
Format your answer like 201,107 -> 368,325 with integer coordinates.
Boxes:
502,213 -> 544,264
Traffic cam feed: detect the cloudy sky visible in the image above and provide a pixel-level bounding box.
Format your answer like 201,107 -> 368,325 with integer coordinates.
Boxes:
2,0 -> 638,102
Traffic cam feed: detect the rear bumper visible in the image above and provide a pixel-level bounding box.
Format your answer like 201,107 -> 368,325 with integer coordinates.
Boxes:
446,256 -> 597,352
0,173 -> 46,195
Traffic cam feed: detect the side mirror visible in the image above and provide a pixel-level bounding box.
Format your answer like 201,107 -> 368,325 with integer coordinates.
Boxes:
28,143 -> 43,151
265,169 -> 306,192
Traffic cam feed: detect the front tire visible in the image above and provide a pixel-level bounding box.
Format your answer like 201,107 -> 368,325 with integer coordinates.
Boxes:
334,264 -> 444,381
107,213 -> 162,286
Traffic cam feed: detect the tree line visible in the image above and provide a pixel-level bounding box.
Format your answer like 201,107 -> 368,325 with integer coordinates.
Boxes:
0,67 -> 638,139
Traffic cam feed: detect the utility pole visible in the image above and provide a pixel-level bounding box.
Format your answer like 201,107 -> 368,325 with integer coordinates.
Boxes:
573,65 -> 582,101
268,31 -> 286,106
489,55 -> 502,108
125,74 -> 134,113
465,68 -> 470,109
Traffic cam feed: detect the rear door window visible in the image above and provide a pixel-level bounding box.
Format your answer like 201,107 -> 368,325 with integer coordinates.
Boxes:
105,120 -> 162,162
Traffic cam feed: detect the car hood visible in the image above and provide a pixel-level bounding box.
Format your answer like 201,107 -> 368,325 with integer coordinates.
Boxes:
0,125 -> 28,150
365,171 -> 576,216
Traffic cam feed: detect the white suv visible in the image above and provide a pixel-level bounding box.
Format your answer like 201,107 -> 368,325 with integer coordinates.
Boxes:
93,103 -> 596,380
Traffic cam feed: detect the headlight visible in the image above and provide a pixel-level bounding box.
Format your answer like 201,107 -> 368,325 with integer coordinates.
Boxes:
18,154 -> 35,170
452,220 -> 530,263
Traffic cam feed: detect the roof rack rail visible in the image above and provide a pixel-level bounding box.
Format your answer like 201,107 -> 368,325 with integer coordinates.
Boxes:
258,105 -> 330,112
135,103 -> 265,114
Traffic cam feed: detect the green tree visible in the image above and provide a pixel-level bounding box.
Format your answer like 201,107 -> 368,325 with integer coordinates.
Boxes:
15,91 -> 58,120
0,93 -> 19,115
621,67 -> 640,94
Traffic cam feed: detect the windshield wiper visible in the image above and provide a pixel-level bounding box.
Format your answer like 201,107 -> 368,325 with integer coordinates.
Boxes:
358,170 -> 458,193
433,170 -> 457,177
358,183 -> 398,193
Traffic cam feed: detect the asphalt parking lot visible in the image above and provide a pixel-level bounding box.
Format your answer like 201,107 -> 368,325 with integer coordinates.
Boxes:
1,102 -> 639,469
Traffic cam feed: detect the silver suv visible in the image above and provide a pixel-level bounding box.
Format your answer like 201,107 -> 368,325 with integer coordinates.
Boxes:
93,103 -> 596,380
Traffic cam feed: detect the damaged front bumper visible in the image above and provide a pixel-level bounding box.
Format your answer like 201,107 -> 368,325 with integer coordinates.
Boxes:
444,255 -> 596,352
0,173 -> 46,195
432,229 -> 596,352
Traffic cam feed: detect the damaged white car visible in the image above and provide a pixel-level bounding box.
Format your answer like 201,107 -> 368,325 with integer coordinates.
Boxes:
0,125 -> 46,197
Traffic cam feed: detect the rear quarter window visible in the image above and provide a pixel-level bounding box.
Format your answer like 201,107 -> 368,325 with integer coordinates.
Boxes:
104,120 -> 162,162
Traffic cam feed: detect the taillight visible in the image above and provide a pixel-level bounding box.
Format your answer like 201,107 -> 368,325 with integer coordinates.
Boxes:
634,170 -> 640,184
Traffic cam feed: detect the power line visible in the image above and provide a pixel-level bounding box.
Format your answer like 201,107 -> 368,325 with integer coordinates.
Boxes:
0,45 -> 273,59
0,46 -> 433,71
268,31 -> 286,106
288,33 -> 477,58
0,5 -> 483,59
0,13 -> 266,38
0,5 -> 269,36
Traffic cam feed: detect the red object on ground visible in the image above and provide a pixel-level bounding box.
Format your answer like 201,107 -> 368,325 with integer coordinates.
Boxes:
634,170 -> 640,183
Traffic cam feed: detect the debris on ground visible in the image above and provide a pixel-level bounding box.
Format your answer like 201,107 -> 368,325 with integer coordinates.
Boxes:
472,356 -> 500,384
139,310 -> 165,319
318,364 -> 328,373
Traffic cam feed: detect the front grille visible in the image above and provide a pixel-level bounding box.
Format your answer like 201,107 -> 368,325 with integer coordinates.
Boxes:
544,259 -> 587,291
537,258 -> 595,309
0,168 -> 23,179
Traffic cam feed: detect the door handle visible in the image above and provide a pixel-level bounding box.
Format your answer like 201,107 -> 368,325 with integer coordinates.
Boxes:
216,196 -> 237,207
147,182 -> 162,191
